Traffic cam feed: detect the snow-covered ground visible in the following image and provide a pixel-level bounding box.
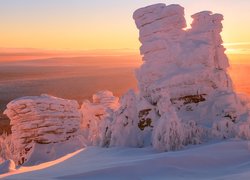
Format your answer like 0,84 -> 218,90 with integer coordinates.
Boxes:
1,140 -> 250,180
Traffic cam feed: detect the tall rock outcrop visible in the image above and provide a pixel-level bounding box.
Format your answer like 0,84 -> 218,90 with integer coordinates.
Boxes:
130,3 -> 250,151
74,4 -> 250,151
133,4 -> 232,104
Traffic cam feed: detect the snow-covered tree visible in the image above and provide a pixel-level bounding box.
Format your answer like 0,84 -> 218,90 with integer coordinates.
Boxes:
80,91 -> 119,146
0,133 -> 25,165
152,111 -> 184,151
110,90 -> 142,147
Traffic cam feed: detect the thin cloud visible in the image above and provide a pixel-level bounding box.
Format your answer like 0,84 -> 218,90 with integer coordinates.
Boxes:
223,42 -> 250,46
0,48 -> 139,62
223,42 -> 250,55
226,48 -> 250,55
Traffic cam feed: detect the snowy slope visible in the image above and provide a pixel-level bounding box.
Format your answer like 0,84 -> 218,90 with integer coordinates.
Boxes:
1,140 -> 250,180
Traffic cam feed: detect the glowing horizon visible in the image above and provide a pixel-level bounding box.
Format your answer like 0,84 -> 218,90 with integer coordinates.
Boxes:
0,0 -> 250,59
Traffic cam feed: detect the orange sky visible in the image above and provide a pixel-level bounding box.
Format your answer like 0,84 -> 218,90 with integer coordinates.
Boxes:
0,0 -> 250,62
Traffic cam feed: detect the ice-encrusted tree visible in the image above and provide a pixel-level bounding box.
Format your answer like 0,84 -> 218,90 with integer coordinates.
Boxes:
152,110 -> 184,151
0,133 -> 25,165
110,90 -> 142,147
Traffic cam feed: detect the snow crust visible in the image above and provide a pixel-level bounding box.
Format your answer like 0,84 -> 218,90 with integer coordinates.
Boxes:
2,140 -> 250,180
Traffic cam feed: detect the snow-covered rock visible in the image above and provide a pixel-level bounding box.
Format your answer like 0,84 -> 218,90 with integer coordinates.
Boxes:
132,3 -> 250,151
4,94 -> 81,164
134,4 -> 232,104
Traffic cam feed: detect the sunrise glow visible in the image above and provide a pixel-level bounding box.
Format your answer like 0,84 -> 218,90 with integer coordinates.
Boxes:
0,0 -> 249,60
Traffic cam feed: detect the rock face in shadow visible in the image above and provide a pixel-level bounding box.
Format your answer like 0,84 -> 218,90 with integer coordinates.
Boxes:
4,94 -> 81,164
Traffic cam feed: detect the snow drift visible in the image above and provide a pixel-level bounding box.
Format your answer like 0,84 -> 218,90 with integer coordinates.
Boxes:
2,140 -> 250,180
2,3 -> 250,168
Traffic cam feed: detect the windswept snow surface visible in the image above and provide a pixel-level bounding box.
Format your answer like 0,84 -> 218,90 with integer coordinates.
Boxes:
1,140 -> 250,180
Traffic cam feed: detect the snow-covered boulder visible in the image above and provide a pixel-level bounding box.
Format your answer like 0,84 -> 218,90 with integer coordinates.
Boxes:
4,94 -> 81,164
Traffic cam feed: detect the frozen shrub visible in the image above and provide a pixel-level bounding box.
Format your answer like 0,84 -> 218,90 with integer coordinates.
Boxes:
110,90 -> 142,147
0,133 -> 25,165
0,133 -> 14,164
183,120 -> 204,145
212,119 -> 236,139
80,91 -> 119,146
152,111 -> 184,151
110,90 -> 158,147
237,121 -> 250,140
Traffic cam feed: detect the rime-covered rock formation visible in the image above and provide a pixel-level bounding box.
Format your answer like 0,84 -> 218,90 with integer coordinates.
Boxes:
4,94 -> 81,164
133,4 -> 232,103
129,3 -> 250,150
100,4 -> 250,151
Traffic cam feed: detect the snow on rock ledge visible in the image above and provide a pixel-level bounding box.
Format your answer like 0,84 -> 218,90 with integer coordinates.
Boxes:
4,94 -> 81,164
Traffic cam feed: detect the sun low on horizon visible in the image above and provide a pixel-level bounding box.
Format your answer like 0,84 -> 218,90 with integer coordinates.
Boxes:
0,0 -> 250,63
